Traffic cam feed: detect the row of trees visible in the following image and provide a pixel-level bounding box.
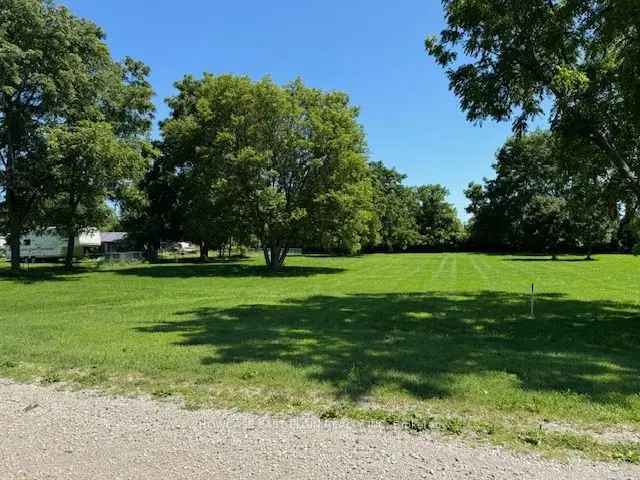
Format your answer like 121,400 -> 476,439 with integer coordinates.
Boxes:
120,74 -> 463,268
1,0 -> 462,272
426,0 -> 640,257
369,162 -> 463,252
0,0 -> 154,270
6,0 -> 636,270
464,131 -> 626,258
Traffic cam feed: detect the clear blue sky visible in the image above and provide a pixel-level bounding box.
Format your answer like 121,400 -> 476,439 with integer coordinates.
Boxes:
60,0 -> 520,220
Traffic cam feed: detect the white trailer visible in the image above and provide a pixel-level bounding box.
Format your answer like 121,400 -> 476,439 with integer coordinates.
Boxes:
18,228 -> 101,261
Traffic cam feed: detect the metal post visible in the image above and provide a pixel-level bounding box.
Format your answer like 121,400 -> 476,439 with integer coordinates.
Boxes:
530,283 -> 535,318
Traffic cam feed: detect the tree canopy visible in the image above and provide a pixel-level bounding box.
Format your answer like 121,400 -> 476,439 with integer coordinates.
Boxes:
160,75 -> 377,270
369,161 -> 418,252
426,0 -> 640,201
415,184 -> 464,250
465,131 -> 619,256
0,0 -> 153,270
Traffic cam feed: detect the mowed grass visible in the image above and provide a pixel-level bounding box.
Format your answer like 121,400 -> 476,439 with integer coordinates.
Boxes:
1,253 -> 640,460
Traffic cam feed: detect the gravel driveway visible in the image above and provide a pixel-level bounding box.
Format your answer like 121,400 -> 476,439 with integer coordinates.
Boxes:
1,379 -> 637,479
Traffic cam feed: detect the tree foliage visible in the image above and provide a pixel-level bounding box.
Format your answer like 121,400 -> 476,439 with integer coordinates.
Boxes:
465,132 -> 563,249
522,195 -> 570,260
161,74 -> 254,260
0,0 -> 153,270
160,75 -> 376,270
46,122 -> 152,268
369,161 -> 418,251
465,131 -> 619,256
119,151 -> 183,260
415,185 -> 464,249
426,0 -> 640,201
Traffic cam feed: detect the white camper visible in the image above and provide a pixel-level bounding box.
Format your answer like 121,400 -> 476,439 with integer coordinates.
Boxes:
0,236 -> 6,259
19,228 -> 101,261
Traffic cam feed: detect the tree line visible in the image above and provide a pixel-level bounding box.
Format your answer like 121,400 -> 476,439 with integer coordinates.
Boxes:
119,74 -> 464,268
464,131 -> 632,258
427,0 -> 640,258
0,0 -> 462,272
3,0 -> 639,272
0,0 -> 154,271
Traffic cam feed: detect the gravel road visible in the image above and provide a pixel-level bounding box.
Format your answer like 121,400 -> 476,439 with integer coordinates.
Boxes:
1,379 -> 638,479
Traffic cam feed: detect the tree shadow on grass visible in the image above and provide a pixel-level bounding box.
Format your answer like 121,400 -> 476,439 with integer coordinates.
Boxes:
480,252 -> 597,262
507,258 -> 595,262
0,265 -> 89,284
137,291 -> 640,406
153,255 -> 253,265
0,260 -> 344,282
112,263 -> 345,279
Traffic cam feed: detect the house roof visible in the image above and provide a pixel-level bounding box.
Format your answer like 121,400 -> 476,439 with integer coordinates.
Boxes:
100,232 -> 127,243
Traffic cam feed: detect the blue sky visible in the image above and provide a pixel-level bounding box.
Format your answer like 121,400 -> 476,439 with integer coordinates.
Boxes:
60,0 -> 522,220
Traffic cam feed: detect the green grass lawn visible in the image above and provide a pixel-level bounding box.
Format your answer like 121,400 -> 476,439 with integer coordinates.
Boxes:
1,253 -> 640,461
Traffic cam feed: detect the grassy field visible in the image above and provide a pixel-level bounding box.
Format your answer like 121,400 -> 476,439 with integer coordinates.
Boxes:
1,253 -> 640,461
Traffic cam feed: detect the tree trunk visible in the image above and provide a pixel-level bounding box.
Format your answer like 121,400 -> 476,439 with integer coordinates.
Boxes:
5,108 -> 21,272
7,185 -> 22,271
6,171 -> 21,271
199,241 -> 209,261
64,199 -> 80,270
591,130 -> 640,198
264,243 -> 288,272
65,233 -> 76,270
146,241 -> 159,262
9,230 -> 21,272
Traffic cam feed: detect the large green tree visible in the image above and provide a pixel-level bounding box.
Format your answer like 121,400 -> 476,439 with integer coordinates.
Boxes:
46,53 -> 154,270
414,184 -> 464,249
369,161 -> 419,252
566,175 -> 617,259
559,138 -> 619,259
464,132 -> 562,249
427,0 -> 640,200
522,195 -> 571,260
466,131 -> 619,253
161,74 -> 254,261
234,78 -> 376,270
47,121 -> 152,269
162,75 -> 375,270
0,0 -> 151,270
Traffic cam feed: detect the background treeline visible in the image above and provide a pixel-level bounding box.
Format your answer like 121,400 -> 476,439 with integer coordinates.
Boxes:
367,161 -> 463,253
119,74 -> 464,264
426,1 -> 640,258
0,0 -> 463,273
4,0 -> 640,272
464,131 -> 639,258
